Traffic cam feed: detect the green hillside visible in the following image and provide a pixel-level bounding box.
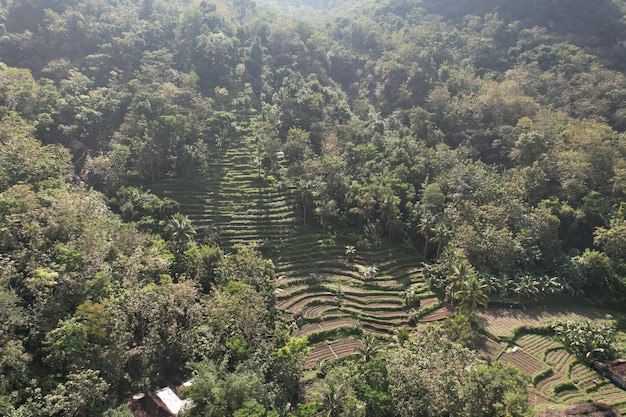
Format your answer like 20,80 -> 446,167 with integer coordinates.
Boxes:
2,0 -> 626,416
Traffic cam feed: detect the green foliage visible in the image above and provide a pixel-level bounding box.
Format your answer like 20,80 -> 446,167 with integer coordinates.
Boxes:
385,327 -> 530,417
182,245 -> 223,292
385,328 -> 479,417
0,112 -> 72,191
313,364 -> 364,417
1,0 -> 626,414
271,336 -> 309,407
441,313 -> 480,348
353,357 -> 393,417
462,362 -> 530,417
552,320 -> 617,363
181,360 -> 268,417
216,244 -> 275,297
41,369 -> 110,417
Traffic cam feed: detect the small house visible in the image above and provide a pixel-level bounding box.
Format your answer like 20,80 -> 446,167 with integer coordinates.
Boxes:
130,385 -> 192,417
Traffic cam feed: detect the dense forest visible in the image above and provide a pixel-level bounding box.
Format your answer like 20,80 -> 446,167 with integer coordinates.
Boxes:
1,0 -> 626,416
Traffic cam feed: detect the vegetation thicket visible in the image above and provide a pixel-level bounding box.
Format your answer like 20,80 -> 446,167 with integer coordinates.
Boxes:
1,0 -> 626,415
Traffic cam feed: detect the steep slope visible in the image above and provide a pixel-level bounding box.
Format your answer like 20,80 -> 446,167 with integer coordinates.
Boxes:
153,130 -> 449,367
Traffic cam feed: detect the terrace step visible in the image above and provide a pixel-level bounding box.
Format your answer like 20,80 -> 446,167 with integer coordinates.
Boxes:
304,338 -> 361,369
535,372 -> 566,397
155,134 -> 439,356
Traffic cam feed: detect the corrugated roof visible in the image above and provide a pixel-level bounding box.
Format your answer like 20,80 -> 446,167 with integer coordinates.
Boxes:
154,387 -> 191,415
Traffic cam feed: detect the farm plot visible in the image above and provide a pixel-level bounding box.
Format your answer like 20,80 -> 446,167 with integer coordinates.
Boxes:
588,383 -> 626,407
294,317 -> 358,338
554,387 -> 589,405
545,349 -> 575,376
570,363 -> 601,390
419,306 -> 452,322
477,303 -> 619,337
515,334 -> 561,360
276,290 -> 335,311
304,338 -> 361,369
282,294 -> 338,315
510,332 -> 603,404
475,337 -> 505,361
500,349 -> 545,375
156,132 -> 439,368
528,388 -> 557,408
535,372 -> 568,398
302,305 -> 341,319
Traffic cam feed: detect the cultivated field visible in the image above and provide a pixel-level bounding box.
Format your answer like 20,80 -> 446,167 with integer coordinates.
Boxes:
156,130 -> 626,412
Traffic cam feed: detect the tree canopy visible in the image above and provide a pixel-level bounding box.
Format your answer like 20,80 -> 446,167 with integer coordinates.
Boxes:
1,0 -> 626,415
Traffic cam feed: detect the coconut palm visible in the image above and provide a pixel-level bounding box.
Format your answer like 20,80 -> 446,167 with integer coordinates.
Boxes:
429,222 -> 450,259
380,195 -> 400,241
417,210 -> 438,258
358,333 -> 380,362
446,261 -> 471,302
166,213 -> 196,251
454,275 -> 490,313
318,380 -> 351,417
392,328 -> 411,347
296,179 -> 315,225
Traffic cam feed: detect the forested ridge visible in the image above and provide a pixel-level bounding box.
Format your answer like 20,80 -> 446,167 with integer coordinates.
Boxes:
1,0 -> 626,416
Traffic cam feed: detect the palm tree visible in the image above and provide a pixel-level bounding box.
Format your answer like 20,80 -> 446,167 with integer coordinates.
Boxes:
446,261 -> 471,302
392,328 -> 411,347
358,333 -> 380,362
296,179 -> 315,225
166,213 -> 196,251
454,274 -> 490,314
319,380 -> 350,417
429,222 -> 450,259
418,211 -> 438,258
380,195 -> 399,241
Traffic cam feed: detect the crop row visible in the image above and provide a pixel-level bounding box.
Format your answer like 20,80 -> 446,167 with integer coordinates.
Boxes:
515,334 -> 561,359
294,318 -> 358,338
589,384 -> 626,405
555,389 -> 588,405
545,349 -> 575,376
304,339 -> 362,369
535,372 -> 566,397
419,306 -> 452,322
303,305 -> 341,319
570,363 -> 600,390
500,350 -> 545,376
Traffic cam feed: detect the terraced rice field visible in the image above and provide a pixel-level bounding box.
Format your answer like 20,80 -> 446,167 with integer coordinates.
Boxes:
515,334 -> 561,360
500,349 -> 545,375
545,349 -> 575,375
570,363 -> 600,390
153,131 -> 441,368
153,128 -> 626,413
304,338 -> 362,369
476,303 -> 615,337
535,372 -> 568,398
505,330 -> 626,412
588,383 -> 626,412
